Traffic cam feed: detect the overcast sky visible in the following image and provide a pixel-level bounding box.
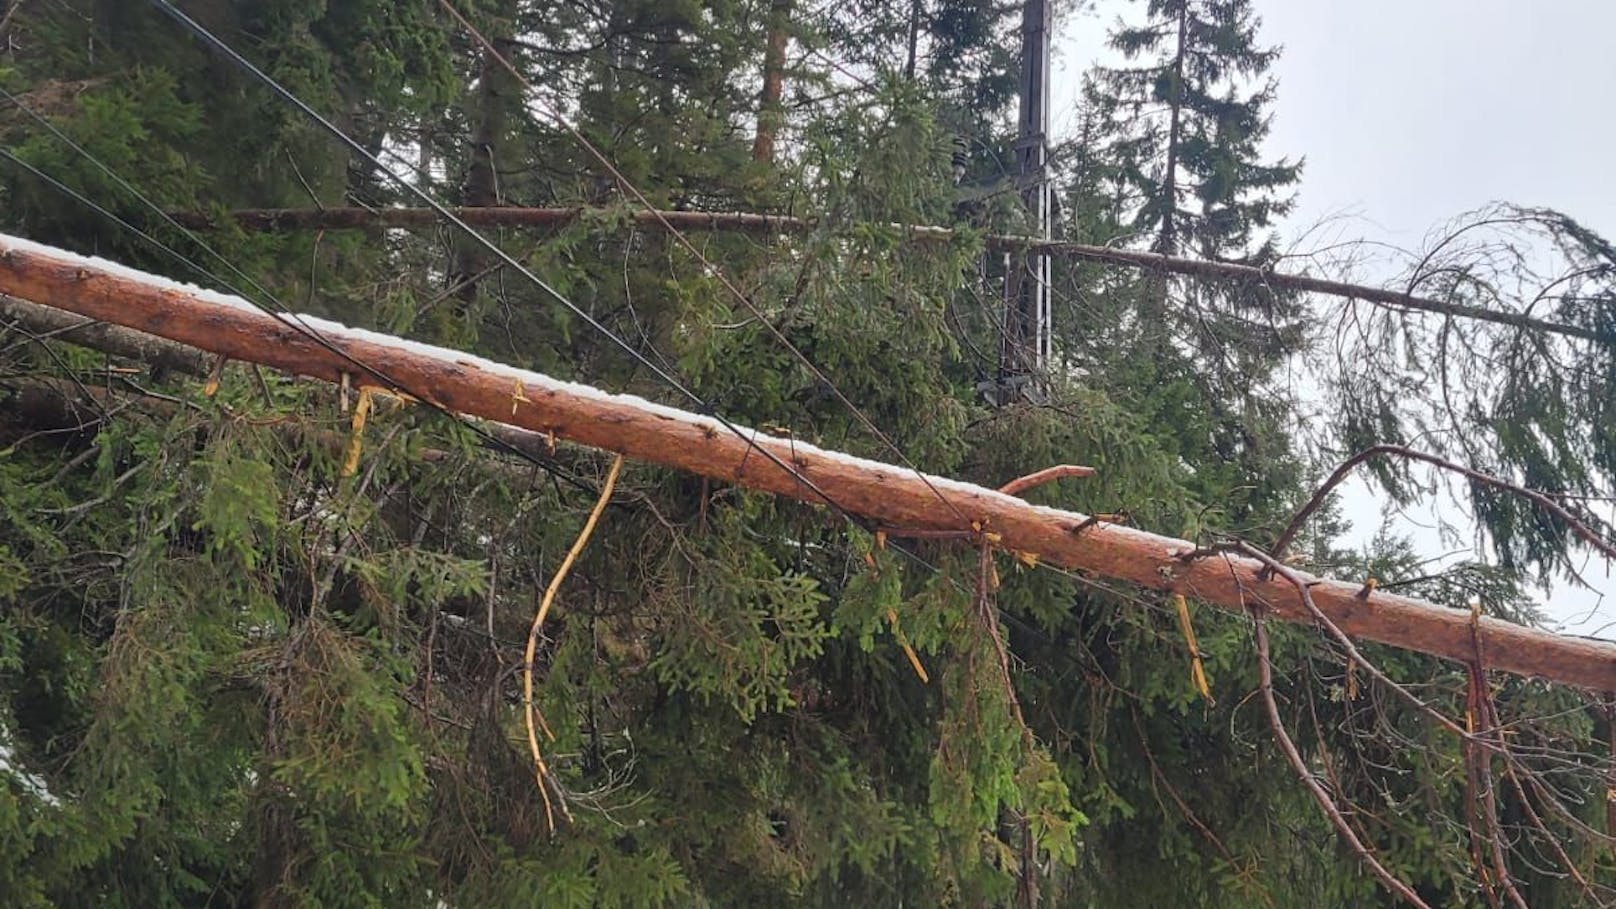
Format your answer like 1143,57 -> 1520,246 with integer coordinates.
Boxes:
1051,0 -> 1616,632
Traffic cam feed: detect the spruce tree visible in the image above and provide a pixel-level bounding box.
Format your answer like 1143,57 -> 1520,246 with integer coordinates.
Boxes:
1087,0 -> 1300,260
0,2 -> 1612,907
1063,0 -> 1309,542
1081,0 -> 1304,406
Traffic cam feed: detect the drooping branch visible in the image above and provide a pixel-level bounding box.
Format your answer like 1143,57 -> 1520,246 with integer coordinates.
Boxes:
3,231 -> 1615,689
1273,444 -> 1616,566
165,205 -> 1607,344
1250,610 -> 1434,909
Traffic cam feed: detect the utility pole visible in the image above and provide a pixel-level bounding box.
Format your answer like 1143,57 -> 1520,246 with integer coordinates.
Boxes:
995,0 -> 1053,405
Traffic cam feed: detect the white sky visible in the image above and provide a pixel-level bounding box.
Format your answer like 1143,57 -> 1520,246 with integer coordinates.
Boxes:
1052,0 -> 1616,633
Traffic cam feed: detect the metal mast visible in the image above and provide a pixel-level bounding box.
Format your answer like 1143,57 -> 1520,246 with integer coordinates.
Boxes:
998,0 -> 1052,404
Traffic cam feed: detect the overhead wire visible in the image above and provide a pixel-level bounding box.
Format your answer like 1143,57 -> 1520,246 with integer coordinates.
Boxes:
431,0 -> 976,530
143,0 -> 861,522
0,87 -> 604,496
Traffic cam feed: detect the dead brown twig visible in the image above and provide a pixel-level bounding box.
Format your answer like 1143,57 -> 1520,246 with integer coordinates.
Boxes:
1249,607 -> 1435,909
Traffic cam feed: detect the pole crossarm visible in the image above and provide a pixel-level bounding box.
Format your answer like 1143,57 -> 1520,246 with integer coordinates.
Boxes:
2,232 -> 1612,689
168,205 -> 1604,345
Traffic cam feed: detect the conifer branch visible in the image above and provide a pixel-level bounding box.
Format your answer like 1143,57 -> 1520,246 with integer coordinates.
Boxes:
1273,444 -> 1616,568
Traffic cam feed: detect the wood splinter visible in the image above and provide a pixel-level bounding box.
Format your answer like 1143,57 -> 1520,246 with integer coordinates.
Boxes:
998,464 -> 1096,497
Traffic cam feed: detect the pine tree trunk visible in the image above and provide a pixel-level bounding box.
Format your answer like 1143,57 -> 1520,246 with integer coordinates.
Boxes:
752,0 -> 792,163
452,9 -> 519,312
1156,2 -> 1188,257
904,0 -> 922,79
1141,1 -> 1190,349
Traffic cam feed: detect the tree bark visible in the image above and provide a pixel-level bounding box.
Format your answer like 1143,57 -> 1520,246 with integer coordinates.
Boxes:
3,232 -> 1613,690
452,6 -> 519,310
904,0 -> 922,80
752,0 -> 792,163
1140,1 -> 1190,346
0,295 -> 568,464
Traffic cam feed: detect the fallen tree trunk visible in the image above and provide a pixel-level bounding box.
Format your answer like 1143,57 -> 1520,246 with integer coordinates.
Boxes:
166,206 -> 1603,345
168,206 -> 809,235
1,232 -> 1612,689
2,293 -> 211,375
0,295 -> 576,467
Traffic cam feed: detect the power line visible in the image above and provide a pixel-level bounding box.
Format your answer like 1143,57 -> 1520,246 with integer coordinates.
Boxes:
0,87 -> 604,496
433,0 -> 975,530
144,0 -> 856,522
61,0 -> 1105,687
141,0 -> 1010,635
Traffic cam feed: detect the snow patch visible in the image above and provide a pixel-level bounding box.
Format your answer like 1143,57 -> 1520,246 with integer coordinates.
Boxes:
310,313 -> 1056,513
0,232 -> 265,315
0,232 -> 1069,521
0,729 -> 59,806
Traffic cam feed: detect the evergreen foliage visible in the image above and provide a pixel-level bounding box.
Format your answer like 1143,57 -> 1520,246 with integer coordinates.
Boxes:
0,1 -> 1612,907
1086,0 -> 1301,260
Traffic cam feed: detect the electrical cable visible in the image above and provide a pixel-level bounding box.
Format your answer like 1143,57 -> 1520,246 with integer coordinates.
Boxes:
140,0 -> 1050,636
19,1 -> 1096,689
145,0 -> 854,519
0,89 -> 603,495
432,0 -> 976,530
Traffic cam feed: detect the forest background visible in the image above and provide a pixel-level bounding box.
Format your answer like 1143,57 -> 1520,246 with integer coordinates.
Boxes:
1056,0 -> 1616,634
1,0 -> 1614,907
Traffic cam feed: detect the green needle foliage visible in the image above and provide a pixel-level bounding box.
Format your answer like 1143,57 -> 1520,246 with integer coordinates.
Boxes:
0,2 -> 1613,907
